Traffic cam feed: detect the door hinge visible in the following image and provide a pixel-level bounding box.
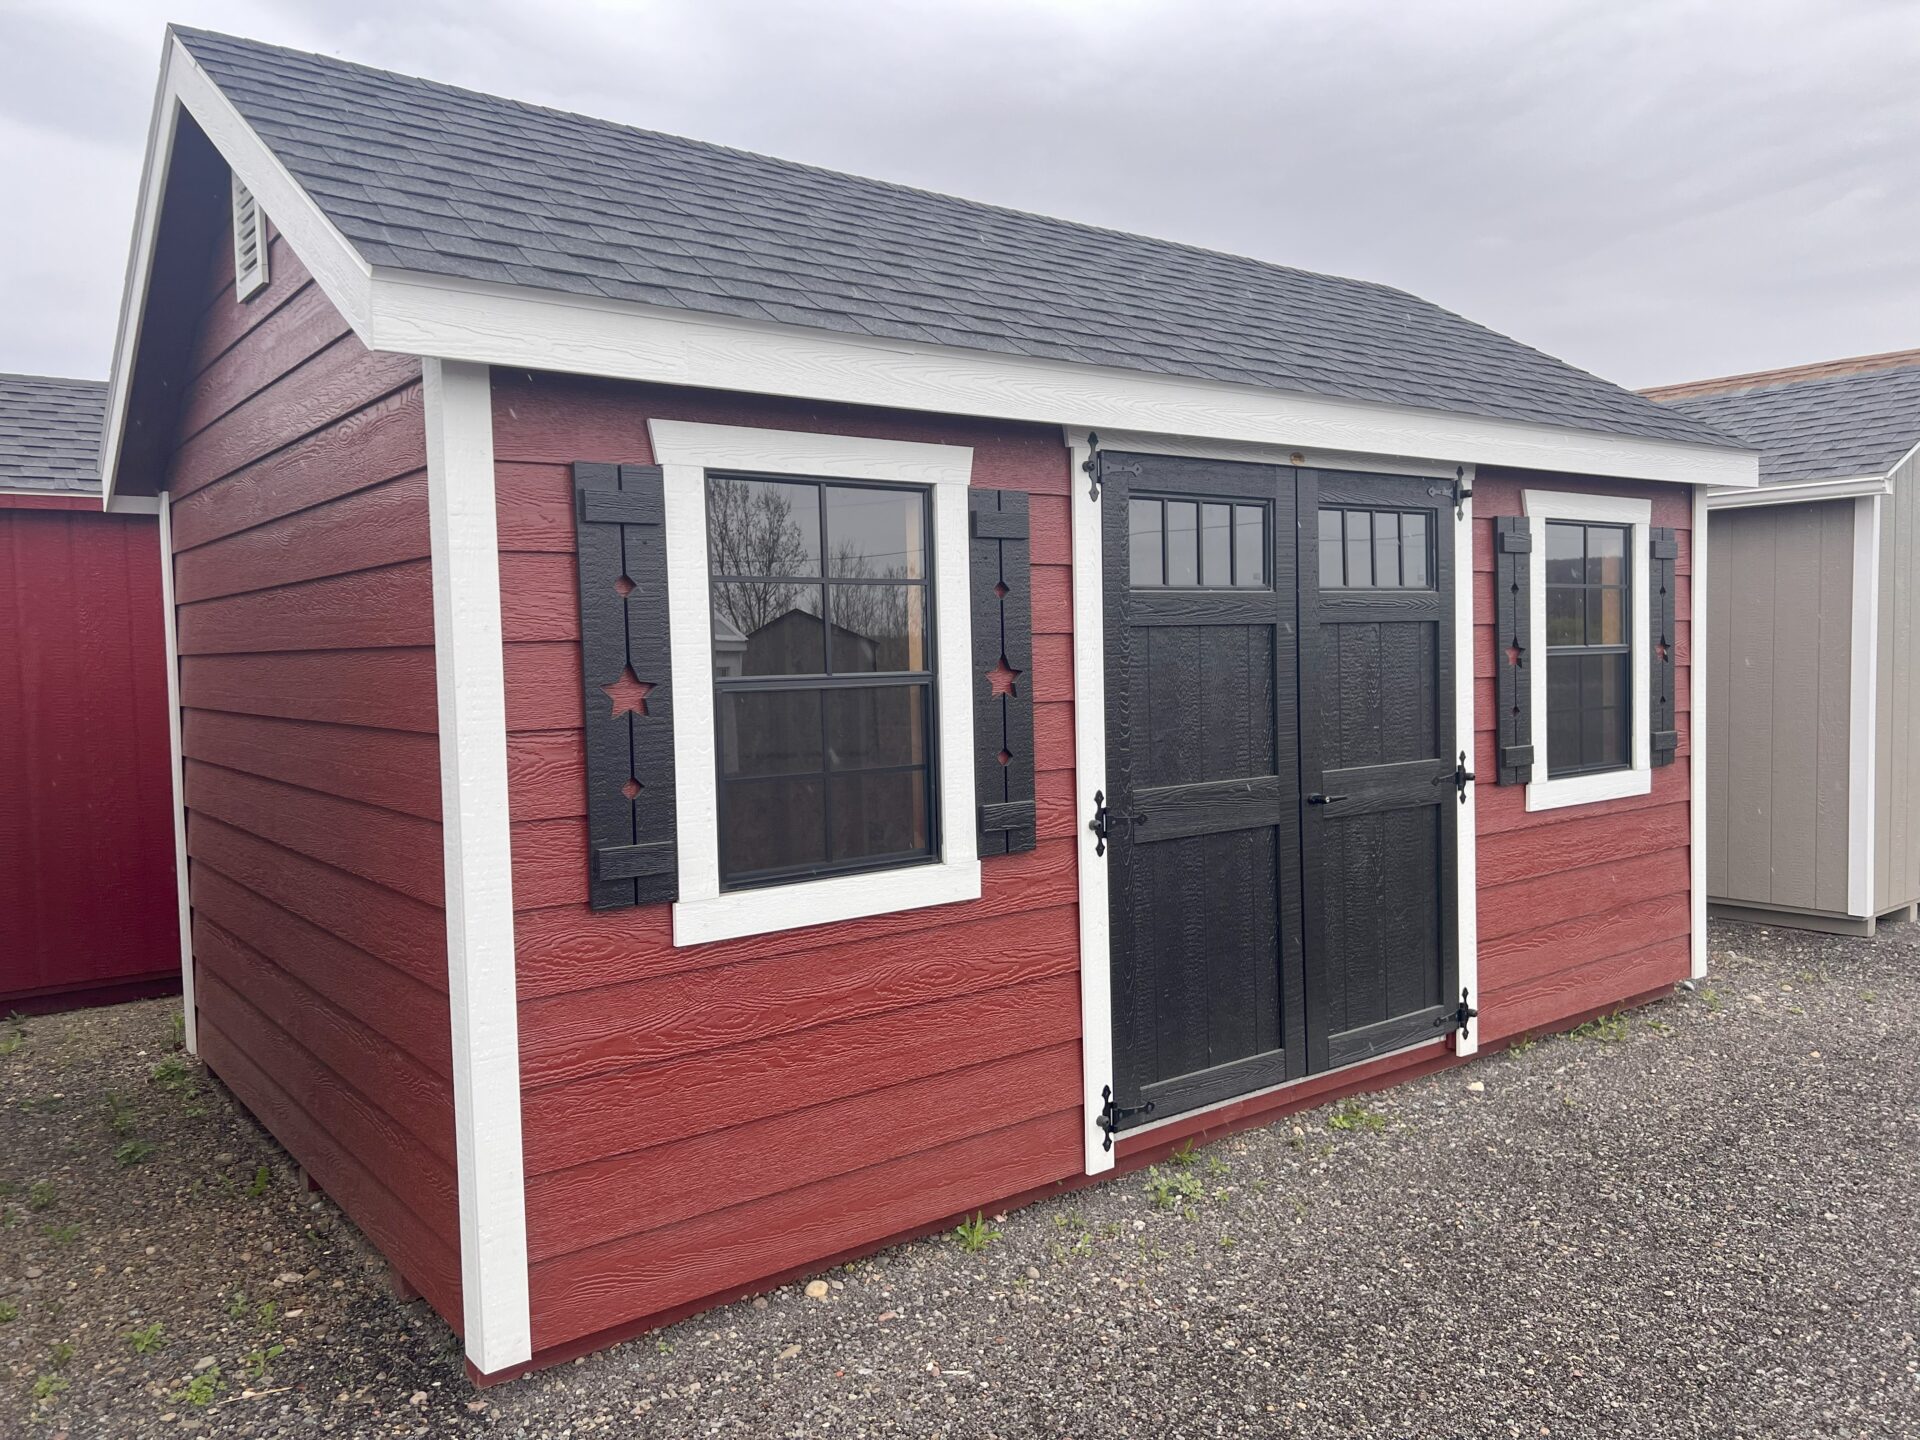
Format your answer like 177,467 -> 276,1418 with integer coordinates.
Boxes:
1427,465 -> 1473,521
1089,790 -> 1145,855
1082,431 -> 1141,502
1098,1085 -> 1156,1150
1433,751 -> 1474,803
1451,988 -> 1479,1038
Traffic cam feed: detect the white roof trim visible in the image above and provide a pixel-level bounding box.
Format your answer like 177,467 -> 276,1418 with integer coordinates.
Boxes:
1706,472 -> 1892,510
102,31 -> 1760,500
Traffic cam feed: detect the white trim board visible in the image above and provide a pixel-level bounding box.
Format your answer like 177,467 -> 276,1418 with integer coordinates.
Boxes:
156,492 -> 196,1053
423,358 -> 531,1374
1847,494 -> 1882,919
1452,468 -> 1481,1055
1691,486 -> 1709,979
1706,473 -> 1891,510
1522,489 -> 1655,813
648,420 -> 981,947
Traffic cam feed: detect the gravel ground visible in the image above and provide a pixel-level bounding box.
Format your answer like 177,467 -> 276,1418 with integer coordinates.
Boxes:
3,918 -> 1917,1438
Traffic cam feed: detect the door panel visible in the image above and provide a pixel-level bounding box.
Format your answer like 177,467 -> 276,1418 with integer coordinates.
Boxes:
1103,454 -> 1304,1128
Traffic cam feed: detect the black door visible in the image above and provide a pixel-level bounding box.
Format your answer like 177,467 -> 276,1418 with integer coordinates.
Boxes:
1101,454 -> 1306,1124
1298,470 -> 1460,1071
1102,458 -> 1457,1133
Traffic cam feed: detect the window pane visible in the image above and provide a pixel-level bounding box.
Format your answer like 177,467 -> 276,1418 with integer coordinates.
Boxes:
826,486 -> 924,580
1235,505 -> 1265,587
1544,522 -> 1584,586
1546,584 -> 1583,646
1591,586 -> 1626,645
1166,501 -> 1198,586
715,582 -> 824,675
1401,512 -> 1429,587
1130,500 -> 1163,587
824,685 -> 927,770
1200,503 -> 1233,586
1372,510 -> 1401,587
1344,509 -> 1373,588
1319,509 -> 1343,586
828,769 -> 931,863
719,690 -> 822,776
722,776 -> 826,876
707,477 -> 821,577
829,585 -> 927,672
1588,526 -> 1626,585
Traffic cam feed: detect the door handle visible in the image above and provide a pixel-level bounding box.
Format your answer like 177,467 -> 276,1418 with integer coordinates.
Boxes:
1306,792 -> 1348,806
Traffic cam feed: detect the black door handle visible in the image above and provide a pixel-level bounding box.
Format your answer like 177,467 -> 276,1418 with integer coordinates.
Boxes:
1306,792 -> 1348,806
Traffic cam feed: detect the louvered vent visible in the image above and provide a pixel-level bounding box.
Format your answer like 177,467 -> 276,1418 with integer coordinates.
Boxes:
231,174 -> 269,300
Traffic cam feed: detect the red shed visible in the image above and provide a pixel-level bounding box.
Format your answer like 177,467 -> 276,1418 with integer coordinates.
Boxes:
0,374 -> 181,1012
104,28 -> 1758,1382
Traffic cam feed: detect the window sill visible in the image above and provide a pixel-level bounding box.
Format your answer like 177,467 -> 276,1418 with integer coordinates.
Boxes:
1524,766 -> 1652,813
672,856 -> 982,946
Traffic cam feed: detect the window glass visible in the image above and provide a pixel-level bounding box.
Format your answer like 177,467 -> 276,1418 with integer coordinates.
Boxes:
1319,509 -> 1344,586
1132,495 -> 1268,590
1201,503 -> 1233,585
1543,520 -> 1632,777
1166,501 -> 1199,586
1129,500 -> 1164,587
1318,508 -> 1435,590
707,473 -> 936,887
1234,505 -> 1265,587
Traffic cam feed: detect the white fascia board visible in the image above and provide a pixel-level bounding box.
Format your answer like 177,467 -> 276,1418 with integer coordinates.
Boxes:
1706,473 -> 1892,510
104,494 -> 163,514
423,358 -> 531,1374
364,269 -> 1759,491
100,31 -> 374,506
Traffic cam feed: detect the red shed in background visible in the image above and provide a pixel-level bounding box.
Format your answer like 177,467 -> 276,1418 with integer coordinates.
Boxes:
0,374 -> 180,1012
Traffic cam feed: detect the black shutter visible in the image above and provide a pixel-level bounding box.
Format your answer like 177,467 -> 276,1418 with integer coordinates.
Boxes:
573,462 -> 677,910
1494,516 -> 1533,784
969,488 -> 1036,855
1650,526 -> 1679,767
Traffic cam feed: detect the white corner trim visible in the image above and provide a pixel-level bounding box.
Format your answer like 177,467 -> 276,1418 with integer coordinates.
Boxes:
423,358 -> 531,1374
1453,468 -> 1480,1056
1690,486 -> 1709,978
1706,472 -> 1892,510
156,492 -> 196,1053
647,420 -> 981,947
101,31 -> 375,505
1065,431 -> 1115,1175
1847,494 -> 1881,919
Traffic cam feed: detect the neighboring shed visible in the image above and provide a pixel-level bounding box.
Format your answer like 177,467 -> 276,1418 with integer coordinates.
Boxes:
0,375 -> 180,1010
102,26 -> 1757,1382
1648,352 -> 1920,934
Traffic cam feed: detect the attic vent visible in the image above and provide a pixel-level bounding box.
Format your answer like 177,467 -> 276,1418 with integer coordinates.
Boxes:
231,174 -> 269,300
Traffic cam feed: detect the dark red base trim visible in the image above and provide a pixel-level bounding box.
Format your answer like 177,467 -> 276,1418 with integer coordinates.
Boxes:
0,972 -> 182,1016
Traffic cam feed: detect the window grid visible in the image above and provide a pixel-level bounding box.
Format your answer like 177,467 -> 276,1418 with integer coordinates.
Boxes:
1128,496 -> 1268,589
1544,519 -> 1631,778
1317,507 -> 1433,589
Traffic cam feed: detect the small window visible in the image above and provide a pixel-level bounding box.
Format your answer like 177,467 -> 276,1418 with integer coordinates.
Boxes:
1129,496 -> 1265,588
1544,520 -> 1630,777
707,474 -> 934,887
231,174 -> 269,300
1318,508 -> 1431,588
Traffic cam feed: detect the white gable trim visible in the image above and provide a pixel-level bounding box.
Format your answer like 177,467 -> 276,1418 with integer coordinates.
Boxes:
1706,472 -> 1892,510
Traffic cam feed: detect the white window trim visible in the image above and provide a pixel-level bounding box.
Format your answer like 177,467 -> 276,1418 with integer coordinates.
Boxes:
1523,489 -> 1653,812
649,420 -> 980,947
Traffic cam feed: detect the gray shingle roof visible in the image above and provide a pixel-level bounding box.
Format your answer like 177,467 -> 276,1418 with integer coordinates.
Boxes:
173,27 -> 1737,452
0,374 -> 107,494
1656,362 -> 1920,484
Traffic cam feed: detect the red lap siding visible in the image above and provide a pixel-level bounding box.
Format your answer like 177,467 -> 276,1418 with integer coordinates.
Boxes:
165,221 -> 459,1322
490,372 -> 1082,1351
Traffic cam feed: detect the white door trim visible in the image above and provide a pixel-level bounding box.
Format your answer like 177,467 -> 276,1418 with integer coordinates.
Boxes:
422,358 -> 532,1374
156,492 -> 196,1053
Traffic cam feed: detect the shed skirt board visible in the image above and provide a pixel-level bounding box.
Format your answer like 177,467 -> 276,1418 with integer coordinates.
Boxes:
1099,456 -> 1457,1133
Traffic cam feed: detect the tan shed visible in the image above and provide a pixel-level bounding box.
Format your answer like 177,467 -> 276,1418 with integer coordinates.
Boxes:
1649,352 -> 1920,934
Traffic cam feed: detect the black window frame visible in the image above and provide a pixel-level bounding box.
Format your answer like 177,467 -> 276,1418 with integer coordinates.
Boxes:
706,470 -> 941,891
1316,506 -> 1436,590
1127,494 -> 1270,590
1543,519 -> 1632,779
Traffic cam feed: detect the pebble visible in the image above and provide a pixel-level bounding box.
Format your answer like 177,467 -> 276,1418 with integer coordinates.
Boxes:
1466,1081 -> 1486,1094
804,1280 -> 830,1300
777,1343 -> 802,1361
193,1356 -> 216,1372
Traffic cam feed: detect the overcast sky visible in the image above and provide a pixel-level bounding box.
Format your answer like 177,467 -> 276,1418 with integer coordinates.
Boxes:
2,0 -> 1916,391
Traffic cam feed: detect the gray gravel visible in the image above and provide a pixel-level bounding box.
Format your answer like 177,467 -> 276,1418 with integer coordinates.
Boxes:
4,918 -> 1917,1437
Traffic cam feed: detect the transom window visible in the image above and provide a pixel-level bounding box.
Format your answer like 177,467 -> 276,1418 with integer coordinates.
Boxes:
707,473 -> 935,887
1129,497 -> 1267,588
1318,507 -> 1432,588
1544,520 -> 1630,777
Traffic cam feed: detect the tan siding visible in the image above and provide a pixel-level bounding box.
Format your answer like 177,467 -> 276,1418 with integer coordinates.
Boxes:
1708,501 -> 1854,913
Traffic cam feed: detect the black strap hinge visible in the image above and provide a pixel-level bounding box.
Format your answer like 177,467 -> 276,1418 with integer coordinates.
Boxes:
1097,1085 -> 1155,1150
1082,431 -> 1141,502
1427,466 -> 1472,521
1452,988 -> 1478,1037
1432,751 -> 1475,803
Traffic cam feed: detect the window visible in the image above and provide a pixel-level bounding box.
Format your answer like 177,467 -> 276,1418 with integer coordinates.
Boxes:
708,474 -> 935,886
1129,497 -> 1266,588
1544,521 -> 1630,776
1318,507 -> 1431,588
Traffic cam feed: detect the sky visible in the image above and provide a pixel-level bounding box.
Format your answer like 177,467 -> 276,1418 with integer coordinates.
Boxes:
1,0 -> 1916,391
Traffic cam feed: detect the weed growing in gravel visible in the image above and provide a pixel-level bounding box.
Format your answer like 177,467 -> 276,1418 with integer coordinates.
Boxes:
27,1180 -> 54,1211
48,1340 -> 74,1369
1205,1153 -> 1230,1177
30,1373 -> 68,1403
243,1344 -> 286,1382
114,1140 -> 157,1167
167,1008 -> 187,1051
103,1092 -> 139,1136
1169,1140 -> 1199,1168
1568,1012 -> 1629,1043
953,1212 -> 1000,1253
150,1057 -> 195,1093
248,1165 -> 272,1198
128,1322 -> 166,1354
227,1289 -> 250,1321
1699,987 -> 1724,1012
171,1366 -> 224,1407
1507,1033 -> 1537,1055
0,1301 -> 17,1323
1327,1100 -> 1388,1132
0,1030 -> 21,1058
1144,1167 -> 1205,1210
254,1300 -> 279,1331
1217,1233 -> 1236,1250
41,1222 -> 81,1245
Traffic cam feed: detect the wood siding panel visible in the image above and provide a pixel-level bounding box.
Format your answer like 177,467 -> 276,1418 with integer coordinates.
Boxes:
163,221 -> 454,1323
490,372 -> 1082,1352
